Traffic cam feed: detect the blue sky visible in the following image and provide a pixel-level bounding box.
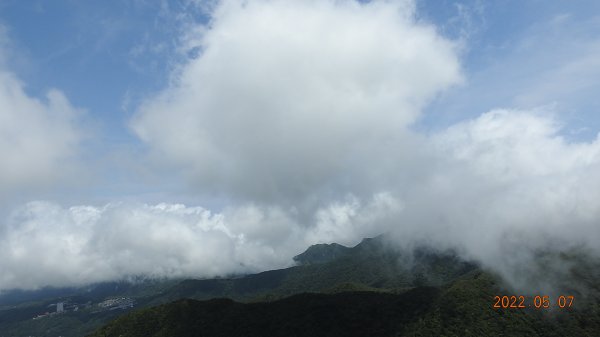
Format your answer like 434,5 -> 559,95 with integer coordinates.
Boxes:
0,0 -> 212,206
1,0 -> 600,290
2,0 -> 599,148
418,0 -> 600,135
1,1 -> 193,139
3,0 -> 599,145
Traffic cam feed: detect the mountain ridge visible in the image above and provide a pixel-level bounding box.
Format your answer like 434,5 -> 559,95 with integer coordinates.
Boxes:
89,270 -> 600,337
2,236 -> 599,337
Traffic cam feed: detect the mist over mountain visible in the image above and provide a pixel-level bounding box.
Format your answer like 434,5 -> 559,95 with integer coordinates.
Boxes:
87,238 -> 600,337
2,236 -> 598,336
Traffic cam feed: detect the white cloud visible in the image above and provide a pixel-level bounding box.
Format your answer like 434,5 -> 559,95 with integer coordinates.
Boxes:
0,199 -> 394,290
436,109 -> 600,180
132,0 -> 462,206
307,192 -> 403,246
0,34 -> 82,199
5,120 -> 599,292
403,108 -> 600,292
124,0 -> 600,294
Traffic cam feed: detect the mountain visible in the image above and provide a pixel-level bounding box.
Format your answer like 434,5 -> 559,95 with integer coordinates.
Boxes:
3,236 -> 600,336
153,236 -> 477,304
292,242 -> 351,265
89,271 -> 600,337
88,288 -> 439,337
88,237 -> 600,337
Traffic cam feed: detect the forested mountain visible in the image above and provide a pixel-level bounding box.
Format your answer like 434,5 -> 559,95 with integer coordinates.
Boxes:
90,271 -> 600,337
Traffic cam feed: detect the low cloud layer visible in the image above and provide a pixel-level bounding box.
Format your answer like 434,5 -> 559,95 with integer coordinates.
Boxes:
0,197 -> 396,290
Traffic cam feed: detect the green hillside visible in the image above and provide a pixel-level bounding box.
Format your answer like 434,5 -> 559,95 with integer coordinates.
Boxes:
89,271 -> 600,337
292,242 -> 351,264
89,288 -> 439,337
155,236 -> 477,304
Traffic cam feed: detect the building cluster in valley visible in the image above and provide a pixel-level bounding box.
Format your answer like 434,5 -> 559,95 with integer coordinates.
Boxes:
96,297 -> 135,311
33,297 -> 135,320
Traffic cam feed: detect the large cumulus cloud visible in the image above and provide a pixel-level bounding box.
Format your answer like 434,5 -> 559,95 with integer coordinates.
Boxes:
131,0 -> 462,206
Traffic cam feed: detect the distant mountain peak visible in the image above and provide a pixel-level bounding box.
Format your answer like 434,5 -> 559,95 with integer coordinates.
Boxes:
293,242 -> 351,265
293,235 -> 389,265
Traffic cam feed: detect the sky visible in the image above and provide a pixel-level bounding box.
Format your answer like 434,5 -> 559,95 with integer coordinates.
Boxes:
0,0 -> 600,293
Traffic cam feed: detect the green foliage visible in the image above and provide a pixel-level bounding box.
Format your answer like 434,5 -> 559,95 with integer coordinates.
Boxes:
404,271 -> 600,337
90,271 -> 600,337
89,288 -> 440,337
293,242 -> 351,265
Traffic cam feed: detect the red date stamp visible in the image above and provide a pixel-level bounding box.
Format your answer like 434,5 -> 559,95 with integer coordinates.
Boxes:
493,295 -> 574,309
